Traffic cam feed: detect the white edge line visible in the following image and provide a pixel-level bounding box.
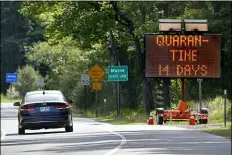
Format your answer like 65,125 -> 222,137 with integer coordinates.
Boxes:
103,126 -> 127,155
1,129 -> 6,140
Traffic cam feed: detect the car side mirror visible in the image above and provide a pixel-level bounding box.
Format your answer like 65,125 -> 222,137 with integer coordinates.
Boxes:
13,102 -> 20,106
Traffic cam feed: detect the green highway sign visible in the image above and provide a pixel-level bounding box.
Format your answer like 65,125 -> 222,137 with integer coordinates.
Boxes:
108,66 -> 128,81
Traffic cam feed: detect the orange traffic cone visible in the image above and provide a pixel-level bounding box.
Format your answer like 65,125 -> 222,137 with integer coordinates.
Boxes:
189,112 -> 195,125
147,111 -> 154,125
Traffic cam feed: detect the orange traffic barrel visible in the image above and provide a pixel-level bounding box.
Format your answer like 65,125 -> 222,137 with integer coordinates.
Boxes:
189,112 -> 195,125
148,111 -> 154,125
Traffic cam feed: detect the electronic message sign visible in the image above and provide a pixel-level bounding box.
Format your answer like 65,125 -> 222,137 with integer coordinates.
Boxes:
145,34 -> 221,78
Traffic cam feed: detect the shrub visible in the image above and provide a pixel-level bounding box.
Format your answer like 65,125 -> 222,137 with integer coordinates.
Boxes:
6,85 -> 20,100
13,65 -> 43,97
207,96 -> 231,123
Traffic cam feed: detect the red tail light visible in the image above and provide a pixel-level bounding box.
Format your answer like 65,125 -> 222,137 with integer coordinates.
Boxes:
20,106 -> 35,111
55,103 -> 70,109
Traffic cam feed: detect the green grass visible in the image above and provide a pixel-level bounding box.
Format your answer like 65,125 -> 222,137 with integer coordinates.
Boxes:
73,108 -> 149,125
203,123 -> 231,139
1,94 -> 20,103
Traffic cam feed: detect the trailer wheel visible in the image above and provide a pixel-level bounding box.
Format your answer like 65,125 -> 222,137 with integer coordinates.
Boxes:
199,119 -> 202,124
199,119 -> 208,124
158,116 -> 163,125
203,119 -> 208,124
156,108 -> 164,125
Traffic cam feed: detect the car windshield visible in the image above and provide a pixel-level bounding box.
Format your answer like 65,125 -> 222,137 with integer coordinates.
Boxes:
25,94 -> 64,102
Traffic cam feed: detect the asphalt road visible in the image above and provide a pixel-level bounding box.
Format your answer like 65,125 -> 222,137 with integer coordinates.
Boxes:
1,103 -> 231,155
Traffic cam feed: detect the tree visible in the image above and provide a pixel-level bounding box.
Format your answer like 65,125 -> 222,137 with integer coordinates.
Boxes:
1,1 -> 44,93
180,2 -> 232,100
19,1 -> 232,114
12,65 -> 42,97
25,37 -> 111,109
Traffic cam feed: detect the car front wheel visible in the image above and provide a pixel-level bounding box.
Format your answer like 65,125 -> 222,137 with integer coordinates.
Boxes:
18,127 -> 25,135
65,125 -> 73,132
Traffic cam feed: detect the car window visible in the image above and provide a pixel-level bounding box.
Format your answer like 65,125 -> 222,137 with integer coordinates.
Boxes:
25,94 -> 64,102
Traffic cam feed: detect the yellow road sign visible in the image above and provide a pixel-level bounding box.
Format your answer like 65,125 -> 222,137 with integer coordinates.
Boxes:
92,82 -> 102,91
88,64 -> 105,82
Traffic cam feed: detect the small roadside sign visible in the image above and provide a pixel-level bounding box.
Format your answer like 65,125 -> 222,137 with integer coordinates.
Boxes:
92,82 -> 102,91
37,78 -> 45,88
6,73 -> 18,83
197,78 -> 203,82
108,66 -> 128,81
88,64 -> 105,82
81,74 -> 90,85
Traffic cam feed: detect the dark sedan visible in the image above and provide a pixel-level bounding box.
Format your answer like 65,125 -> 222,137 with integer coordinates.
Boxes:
13,90 -> 73,134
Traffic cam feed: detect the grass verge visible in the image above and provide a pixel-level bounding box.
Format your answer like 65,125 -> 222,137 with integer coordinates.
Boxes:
73,108 -> 148,125
203,127 -> 231,139
1,94 -> 20,103
203,122 -> 231,139
78,111 -> 231,139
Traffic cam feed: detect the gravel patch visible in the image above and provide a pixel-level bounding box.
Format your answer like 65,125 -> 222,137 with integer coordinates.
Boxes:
165,124 -> 227,130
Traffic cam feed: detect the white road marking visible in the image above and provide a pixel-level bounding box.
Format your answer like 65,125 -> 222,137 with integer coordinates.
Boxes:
1,129 -> 6,140
103,125 -> 127,155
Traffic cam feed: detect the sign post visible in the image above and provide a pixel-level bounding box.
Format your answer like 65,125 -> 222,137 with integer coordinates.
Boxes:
37,78 -> 45,90
88,64 -> 105,117
108,65 -> 128,116
197,78 -> 203,112
224,89 -> 227,128
81,74 -> 90,112
104,98 -> 107,116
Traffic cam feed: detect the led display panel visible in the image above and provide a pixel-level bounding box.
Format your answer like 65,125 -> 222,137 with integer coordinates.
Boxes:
145,34 -> 221,78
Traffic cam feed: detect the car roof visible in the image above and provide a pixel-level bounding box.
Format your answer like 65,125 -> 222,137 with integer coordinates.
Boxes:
25,90 -> 63,96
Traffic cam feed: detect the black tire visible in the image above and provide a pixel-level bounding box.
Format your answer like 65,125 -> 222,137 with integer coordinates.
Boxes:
199,119 -> 202,124
18,127 -> 25,135
203,119 -> 208,124
65,125 -> 73,132
199,119 -> 208,124
156,108 -> 164,125
158,116 -> 164,125
156,115 -> 163,125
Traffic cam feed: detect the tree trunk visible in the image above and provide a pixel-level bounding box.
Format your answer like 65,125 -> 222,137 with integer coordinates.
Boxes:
139,2 -> 154,113
109,30 -> 119,114
110,2 -> 154,115
129,58 -> 137,109
161,3 -> 171,108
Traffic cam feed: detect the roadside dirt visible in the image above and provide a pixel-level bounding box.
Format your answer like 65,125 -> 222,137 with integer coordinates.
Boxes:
167,124 -> 228,130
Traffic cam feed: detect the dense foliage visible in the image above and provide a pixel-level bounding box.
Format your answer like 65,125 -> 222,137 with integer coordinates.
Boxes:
12,65 -> 42,97
1,2 -> 44,93
1,1 -> 231,115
